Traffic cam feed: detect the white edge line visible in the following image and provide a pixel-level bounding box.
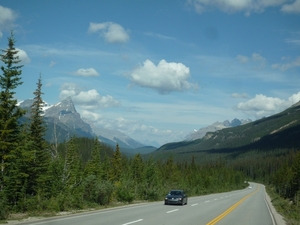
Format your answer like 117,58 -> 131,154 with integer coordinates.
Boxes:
263,186 -> 276,225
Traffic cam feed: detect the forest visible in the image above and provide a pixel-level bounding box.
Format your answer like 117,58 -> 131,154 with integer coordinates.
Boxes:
0,33 -> 299,224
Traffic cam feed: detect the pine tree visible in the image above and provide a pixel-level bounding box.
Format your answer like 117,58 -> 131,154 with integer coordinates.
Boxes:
29,75 -> 50,196
109,144 -> 122,182
85,138 -> 102,178
0,32 -> 24,202
62,137 -> 82,190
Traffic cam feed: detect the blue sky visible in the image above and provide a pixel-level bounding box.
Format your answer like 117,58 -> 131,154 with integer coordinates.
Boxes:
0,0 -> 300,147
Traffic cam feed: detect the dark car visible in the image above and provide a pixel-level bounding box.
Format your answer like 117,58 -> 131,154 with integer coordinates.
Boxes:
164,190 -> 187,205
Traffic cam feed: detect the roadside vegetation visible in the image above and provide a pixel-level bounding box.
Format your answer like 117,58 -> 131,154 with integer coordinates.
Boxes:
0,33 -> 299,224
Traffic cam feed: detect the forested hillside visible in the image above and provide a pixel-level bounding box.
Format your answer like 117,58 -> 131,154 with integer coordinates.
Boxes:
147,102 -> 300,223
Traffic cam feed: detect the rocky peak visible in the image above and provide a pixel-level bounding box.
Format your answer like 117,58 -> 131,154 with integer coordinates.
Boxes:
185,118 -> 252,141
231,118 -> 242,127
45,96 -> 77,119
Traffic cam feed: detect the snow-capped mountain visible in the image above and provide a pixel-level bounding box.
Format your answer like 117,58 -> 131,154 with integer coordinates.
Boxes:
18,97 -> 95,141
185,118 -> 252,141
18,97 -> 146,150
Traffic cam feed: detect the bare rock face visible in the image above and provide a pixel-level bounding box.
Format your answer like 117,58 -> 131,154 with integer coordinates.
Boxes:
185,118 -> 252,141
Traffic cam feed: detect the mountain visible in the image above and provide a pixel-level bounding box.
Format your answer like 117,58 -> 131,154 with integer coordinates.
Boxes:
152,101 -> 300,159
185,118 -> 252,141
91,125 -> 145,150
19,97 -> 95,142
18,97 -> 154,153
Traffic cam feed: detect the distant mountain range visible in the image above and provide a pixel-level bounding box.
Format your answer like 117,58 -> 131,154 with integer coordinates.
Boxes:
153,101 -> 300,159
18,97 -> 155,154
185,118 -> 252,141
19,97 -> 288,154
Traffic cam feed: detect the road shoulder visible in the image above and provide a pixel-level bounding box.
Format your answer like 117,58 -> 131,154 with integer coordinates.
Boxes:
265,191 -> 286,225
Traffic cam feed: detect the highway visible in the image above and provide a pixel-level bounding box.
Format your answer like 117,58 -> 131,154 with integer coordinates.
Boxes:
17,183 -> 276,225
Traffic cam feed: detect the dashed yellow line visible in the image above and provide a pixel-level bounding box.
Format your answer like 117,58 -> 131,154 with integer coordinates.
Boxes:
206,186 -> 259,225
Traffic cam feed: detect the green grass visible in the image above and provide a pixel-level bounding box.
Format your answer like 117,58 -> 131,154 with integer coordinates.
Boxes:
266,186 -> 300,225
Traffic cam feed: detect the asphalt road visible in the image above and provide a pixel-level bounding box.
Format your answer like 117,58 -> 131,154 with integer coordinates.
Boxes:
16,182 -> 277,225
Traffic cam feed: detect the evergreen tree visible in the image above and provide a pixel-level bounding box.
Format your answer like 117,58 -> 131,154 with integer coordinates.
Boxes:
62,137 -> 82,190
0,32 -> 24,204
131,153 -> 143,184
85,138 -> 102,178
29,75 -> 50,196
109,144 -> 122,182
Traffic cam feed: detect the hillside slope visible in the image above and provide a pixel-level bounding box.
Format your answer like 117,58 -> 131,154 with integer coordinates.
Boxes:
154,101 -> 300,156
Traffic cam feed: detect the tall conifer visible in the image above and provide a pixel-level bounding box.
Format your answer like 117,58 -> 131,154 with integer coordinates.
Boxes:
0,32 -> 24,197
29,75 -> 50,195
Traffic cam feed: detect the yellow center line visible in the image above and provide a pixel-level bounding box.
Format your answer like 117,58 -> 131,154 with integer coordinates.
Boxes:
206,185 -> 260,225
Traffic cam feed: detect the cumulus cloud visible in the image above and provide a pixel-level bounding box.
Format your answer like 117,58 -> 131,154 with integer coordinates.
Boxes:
236,92 -> 300,118
16,48 -> 30,64
272,57 -> 300,71
128,59 -> 198,94
59,83 -> 120,109
88,22 -> 129,43
74,68 -> 99,76
80,110 -> 103,122
188,0 -> 299,15
0,5 -> 17,38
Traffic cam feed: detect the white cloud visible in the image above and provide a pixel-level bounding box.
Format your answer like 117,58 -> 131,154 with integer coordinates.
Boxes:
128,59 -> 198,94
101,116 -> 174,139
49,61 -> 57,67
144,32 -> 176,41
251,53 -> 266,67
74,68 -> 99,76
236,92 -> 300,118
59,83 -> 120,109
285,32 -> 300,47
0,5 -> 17,38
88,22 -> 130,43
236,55 -> 249,63
231,93 -> 249,98
272,57 -> 300,71
281,0 -> 300,13
285,38 -> 300,47
187,0 -> 297,15
236,53 -> 266,68
16,48 -> 30,64
80,110 -> 103,122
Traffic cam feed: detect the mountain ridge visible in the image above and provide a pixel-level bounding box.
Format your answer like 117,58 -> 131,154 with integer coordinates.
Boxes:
185,118 -> 252,141
18,97 -> 151,152
153,101 -> 300,157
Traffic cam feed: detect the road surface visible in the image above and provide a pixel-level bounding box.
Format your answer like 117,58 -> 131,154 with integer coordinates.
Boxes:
13,182 -> 282,225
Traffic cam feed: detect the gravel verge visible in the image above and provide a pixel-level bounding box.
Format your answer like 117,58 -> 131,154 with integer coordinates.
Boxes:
265,191 -> 286,225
